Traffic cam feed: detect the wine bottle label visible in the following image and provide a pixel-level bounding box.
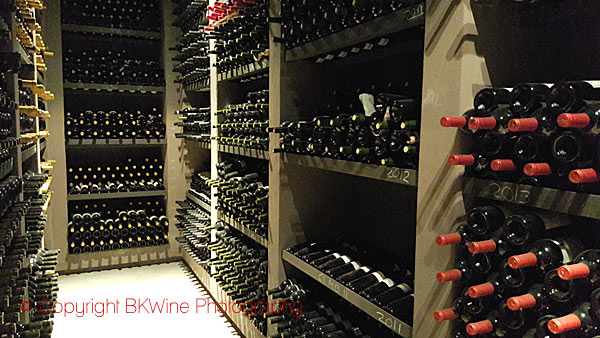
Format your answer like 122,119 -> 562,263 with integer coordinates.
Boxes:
359,93 -> 376,116
382,278 -> 395,287
397,283 -> 412,293
360,266 -> 372,273
373,272 -> 385,283
349,262 -> 361,270
339,256 -> 351,264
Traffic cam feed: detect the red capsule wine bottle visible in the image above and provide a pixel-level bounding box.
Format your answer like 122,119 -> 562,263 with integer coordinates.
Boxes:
547,302 -> 598,336
508,237 -> 585,275
557,102 -> 600,131
447,153 -> 491,178
557,249 -> 600,288
508,107 -> 558,135
468,106 -> 515,133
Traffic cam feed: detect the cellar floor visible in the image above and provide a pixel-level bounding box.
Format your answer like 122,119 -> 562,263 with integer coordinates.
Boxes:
52,262 -> 241,338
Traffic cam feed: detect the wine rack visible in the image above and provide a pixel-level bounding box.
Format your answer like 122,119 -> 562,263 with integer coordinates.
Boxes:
0,1 -> 58,336
170,0 -> 423,337
282,250 -> 413,337
51,0 -> 173,265
32,0 -> 597,337
283,2 -> 425,62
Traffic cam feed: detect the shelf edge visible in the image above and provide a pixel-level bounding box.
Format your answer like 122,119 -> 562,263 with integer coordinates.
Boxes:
282,251 -> 412,338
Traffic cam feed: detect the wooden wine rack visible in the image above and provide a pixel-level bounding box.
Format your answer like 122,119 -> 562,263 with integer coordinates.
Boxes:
40,0 -> 600,337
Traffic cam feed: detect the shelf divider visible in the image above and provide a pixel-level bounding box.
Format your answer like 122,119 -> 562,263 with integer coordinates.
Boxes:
217,58 -> 269,82
186,190 -> 211,212
218,144 -> 269,160
282,251 -> 412,338
285,2 -> 425,62
61,23 -> 162,40
282,153 -> 417,186
462,176 -> 600,220
67,190 -> 167,201
66,139 -> 166,147
64,82 -> 166,93
218,214 -> 268,248
182,250 -> 266,338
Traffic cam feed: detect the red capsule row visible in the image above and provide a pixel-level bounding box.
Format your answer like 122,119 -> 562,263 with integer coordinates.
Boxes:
448,154 -> 599,184
441,112 -> 594,131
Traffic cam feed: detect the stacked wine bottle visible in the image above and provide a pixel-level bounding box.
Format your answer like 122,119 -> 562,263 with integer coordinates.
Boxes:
210,159 -> 268,239
67,157 -> 164,194
23,171 -> 51,253
286,241 -> 415,327
63,49 -> 165,86
29,249 -> 60,324
171,0 -> 210,87
68,209 -> 169,254
441,81 -> 600,194
174,107 -> 210,142
268,278 -> 403,337
0,175 -> 57,336
215,90 -> 269,150
203,226 -> 268,334
172,30 -> 210,87
60,0 -> 162,32
280,0 -> 421,49
270,90 -> 420,169
65,109 -> 165,140
431,204 -> 600,336
0,72 -> 16,140
211,0 -> 269,75
190,171 -> 211,205
175,196 -> 211,263
172,0 -> 207,32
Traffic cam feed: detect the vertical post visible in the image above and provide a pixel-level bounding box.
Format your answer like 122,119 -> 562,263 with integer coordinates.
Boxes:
413,1 -> 490,336
41,0 -> 68,270
31,10 -> 41,173
209,0 -> 219,261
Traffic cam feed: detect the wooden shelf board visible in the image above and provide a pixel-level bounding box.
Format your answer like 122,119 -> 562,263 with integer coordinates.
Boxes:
67,190 -> 167,201
64,82 -> 166,93
218,144 -> 269,160
285,2 -> 425,61
186,190 -> 211,212
182,250 -> 266,338
61,24 -> 162,40
218,214 -> 268,248
282,153 -> 417,186
282,251 -> 412,337
462,176 -> 600,220
39,176 -> 52,194
217,59 -> 268,82
66,139 -> 166,147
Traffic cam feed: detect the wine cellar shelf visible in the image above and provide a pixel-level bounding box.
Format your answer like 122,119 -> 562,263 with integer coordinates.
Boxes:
284,2 -> 425,61
183,250 -> 267,338
217,59 -> 269,82
282,251 -> 413,338
63,82 -> 166,93
66,190 -> 167,201
66,139 -> 167,147
186,190 -> 210,213
23,140 -> 47,162
462,176 -> 600,221
61,24 -> 162,40
183,79 -> 209,92
282,153 -> 417,186
218,214 -> 268,248
218,144 -> 269,160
